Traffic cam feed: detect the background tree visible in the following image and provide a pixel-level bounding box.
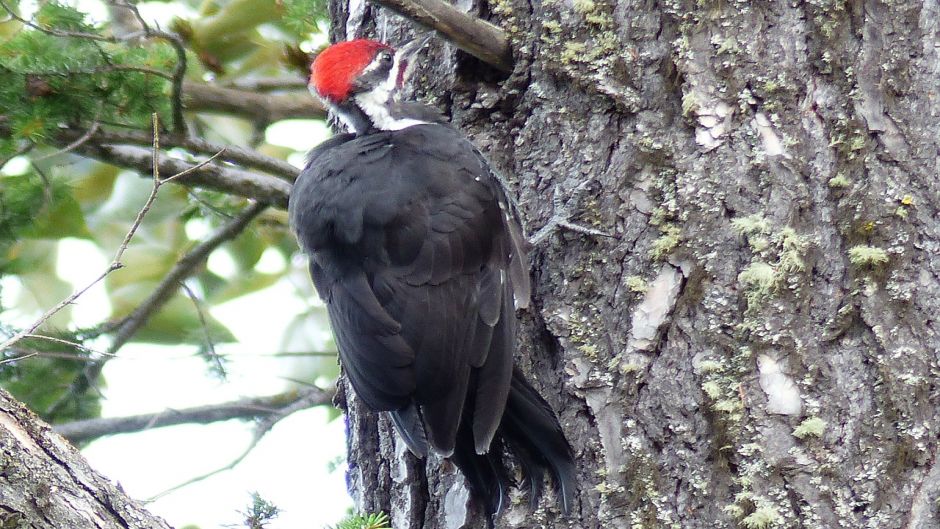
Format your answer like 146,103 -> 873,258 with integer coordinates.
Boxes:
3,1 -> 940,529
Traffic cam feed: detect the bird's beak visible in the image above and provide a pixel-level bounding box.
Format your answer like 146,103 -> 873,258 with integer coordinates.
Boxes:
393,32 -> 434,89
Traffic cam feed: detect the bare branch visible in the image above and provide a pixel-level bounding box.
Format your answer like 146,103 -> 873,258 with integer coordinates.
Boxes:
0,268 -> 114,353
148,386 -> 334,499
44,200 -> 269,417
58,127 -> 300,181
224,77 -> 308,92
0,115 -> 176,354
183,80 -> 326,122
369,0 -> 512,71
76,143 -> 291,207
54,387 -> 333,444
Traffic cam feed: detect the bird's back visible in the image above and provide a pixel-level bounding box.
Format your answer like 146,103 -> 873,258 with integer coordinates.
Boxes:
289,123 -> 526,456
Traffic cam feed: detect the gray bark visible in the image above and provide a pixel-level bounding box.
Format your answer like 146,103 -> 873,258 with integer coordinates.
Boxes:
0,389 -> 173,529
334,1 -> 940,528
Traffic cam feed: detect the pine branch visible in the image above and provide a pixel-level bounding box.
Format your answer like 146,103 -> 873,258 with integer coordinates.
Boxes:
368,0 -> 512,71
0,0 -> 188,132
54,387 -> 333,443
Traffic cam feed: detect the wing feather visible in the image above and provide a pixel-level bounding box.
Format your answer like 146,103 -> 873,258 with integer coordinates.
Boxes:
289,124 -> 529,455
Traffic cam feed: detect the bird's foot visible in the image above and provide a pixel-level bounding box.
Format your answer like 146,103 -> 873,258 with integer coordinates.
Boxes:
528,181 -> 616,246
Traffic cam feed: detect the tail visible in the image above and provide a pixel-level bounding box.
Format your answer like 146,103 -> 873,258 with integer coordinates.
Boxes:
452,368 -> 577,522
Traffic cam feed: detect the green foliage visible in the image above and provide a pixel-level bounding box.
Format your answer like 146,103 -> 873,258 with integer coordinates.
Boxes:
240,492 -> 280,529
0,2 -> 172,157
0,331 -> 101,422
329,512 -> 391,529
0,170 -> 89,272
282,0 -> 328,36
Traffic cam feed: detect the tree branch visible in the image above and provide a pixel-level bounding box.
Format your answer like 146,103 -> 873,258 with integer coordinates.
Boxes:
368,0 -> 512,71
0,389 -> 175,529
0,118 -> 225,355
224,77 -> 308,92
44,201 -> 269,418
183,80 -> 326,123
59,127 -> 301,181
54,387 -> 333,444
149,386 -> 336,499
0,0 -> 188,132
76,143 -> 291,207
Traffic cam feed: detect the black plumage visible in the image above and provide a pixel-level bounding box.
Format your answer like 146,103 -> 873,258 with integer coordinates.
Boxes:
289,122 -> 576,518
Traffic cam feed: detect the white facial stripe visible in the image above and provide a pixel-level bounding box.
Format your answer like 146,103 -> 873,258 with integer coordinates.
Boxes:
353,50 -> 428,131
355,87 -> 427,131
360,53 -> 389,77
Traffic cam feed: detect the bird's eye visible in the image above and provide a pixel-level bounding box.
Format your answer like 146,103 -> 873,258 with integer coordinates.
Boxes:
380,52 -> 393,63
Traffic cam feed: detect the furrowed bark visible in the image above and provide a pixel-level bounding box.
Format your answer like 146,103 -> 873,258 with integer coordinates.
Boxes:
0,389 -> 173,529
337,1 -> 940,528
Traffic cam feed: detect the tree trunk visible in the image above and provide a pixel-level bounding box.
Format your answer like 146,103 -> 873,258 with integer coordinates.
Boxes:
0,389 -> 172,529
335,1 -> 940,528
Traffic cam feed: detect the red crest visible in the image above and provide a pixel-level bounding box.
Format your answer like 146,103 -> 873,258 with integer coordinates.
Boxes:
310,39 -> 393,103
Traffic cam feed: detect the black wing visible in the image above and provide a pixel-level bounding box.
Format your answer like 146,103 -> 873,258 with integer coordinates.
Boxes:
289,124 -> 529,456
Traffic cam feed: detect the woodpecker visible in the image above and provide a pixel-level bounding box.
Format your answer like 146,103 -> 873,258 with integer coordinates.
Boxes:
288,37 -> 577,519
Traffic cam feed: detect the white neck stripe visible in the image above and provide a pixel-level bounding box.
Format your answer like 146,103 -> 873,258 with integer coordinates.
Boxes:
354,87 -> 428,131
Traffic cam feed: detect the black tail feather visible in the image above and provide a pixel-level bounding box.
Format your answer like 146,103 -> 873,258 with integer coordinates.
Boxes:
500,368 -> 577,514
452,423 -> 507,524
451,368 -> 577,520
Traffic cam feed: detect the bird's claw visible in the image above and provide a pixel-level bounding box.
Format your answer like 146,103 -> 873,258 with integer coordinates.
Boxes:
528,182 -> 616,246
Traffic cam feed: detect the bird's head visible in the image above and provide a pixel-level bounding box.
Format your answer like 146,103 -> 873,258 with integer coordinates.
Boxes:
309,36 -> 433,134
310,36 -> 430,105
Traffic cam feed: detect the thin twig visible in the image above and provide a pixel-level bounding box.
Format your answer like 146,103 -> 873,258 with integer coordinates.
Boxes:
53,386 -> 333,443
0,142 -> 34,172
179,282 -> 226,378
32,105 -> 103,162
0,268 -> 116,353
0,351 -> 38,365
44,200 -> 269,417
1,349 -> 100,363
0,115 -> 170,354
23,334 -> 113,356
146,387 -> 333,500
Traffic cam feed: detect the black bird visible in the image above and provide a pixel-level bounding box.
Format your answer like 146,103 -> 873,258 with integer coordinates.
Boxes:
288,36 -> 576,520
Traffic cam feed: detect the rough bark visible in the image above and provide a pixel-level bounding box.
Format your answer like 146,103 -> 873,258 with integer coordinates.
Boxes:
0,389 -> 173,529
336,1 -> 940,528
